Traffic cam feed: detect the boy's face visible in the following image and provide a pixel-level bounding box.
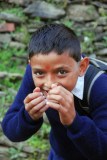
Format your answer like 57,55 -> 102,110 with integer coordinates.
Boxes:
29,51 -> 86,97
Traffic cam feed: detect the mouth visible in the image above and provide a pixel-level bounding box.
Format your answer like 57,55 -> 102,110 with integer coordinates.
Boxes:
42,90 -> 49,97
42,89 -> 59,104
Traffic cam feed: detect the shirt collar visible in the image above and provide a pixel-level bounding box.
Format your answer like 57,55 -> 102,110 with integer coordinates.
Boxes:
71,75 -> 84,100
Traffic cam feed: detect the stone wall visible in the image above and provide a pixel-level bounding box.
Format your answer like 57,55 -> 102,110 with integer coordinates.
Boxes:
0,0 -> 107,160
0,0 -> 107,61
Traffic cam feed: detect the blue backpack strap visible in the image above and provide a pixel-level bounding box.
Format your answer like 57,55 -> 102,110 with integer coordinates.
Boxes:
84,64 -> 105,106
77,64 -> 105,118
77,57 -> 107,117
89,57 -> 107,71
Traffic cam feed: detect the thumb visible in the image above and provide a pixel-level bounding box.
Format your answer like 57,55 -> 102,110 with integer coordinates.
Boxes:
33,87 -> 40,92
51,83 -> 58,89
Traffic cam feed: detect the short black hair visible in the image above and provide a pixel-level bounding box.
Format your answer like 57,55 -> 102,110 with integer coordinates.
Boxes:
28,23 -> 81,62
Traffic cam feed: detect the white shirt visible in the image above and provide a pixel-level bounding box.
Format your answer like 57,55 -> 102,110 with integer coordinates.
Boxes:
71,75 -> 84,100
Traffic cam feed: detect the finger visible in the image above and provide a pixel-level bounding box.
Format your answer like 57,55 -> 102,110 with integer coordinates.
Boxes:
49,86 -> 70,96
51,83 -> 58,89
29,100 -> 46,115
47,94 -> 65,106
25,95 -> 45,111
24,92 -> 42,104
33,87 -> 40,93
31,104 -> 48,120
48,87 -> 74,110
31,111 -> 43,120
47,101 -> 66,114
39,104 -> 49,113
49,86 -> 74,103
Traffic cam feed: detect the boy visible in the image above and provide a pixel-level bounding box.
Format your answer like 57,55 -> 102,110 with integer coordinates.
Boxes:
1,24 -> 107,160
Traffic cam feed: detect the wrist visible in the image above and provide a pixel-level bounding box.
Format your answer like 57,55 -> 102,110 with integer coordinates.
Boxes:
63,111 -> 76,126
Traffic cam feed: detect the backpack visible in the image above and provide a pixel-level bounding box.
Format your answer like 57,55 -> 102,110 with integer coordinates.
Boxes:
77,57 -> 107,117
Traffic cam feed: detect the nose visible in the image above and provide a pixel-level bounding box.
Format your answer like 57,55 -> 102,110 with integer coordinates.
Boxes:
44,74 -> 55,89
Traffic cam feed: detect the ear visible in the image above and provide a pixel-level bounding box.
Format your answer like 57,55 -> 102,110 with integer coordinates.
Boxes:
28,60 -> 31,66
79,57 -> 89,77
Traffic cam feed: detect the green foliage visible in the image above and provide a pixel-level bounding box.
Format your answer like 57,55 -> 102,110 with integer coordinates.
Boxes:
27,135 -> 50,150
87,6 -> 94,14
35,17 -> 41,21
93,22 -> 98,28
0,96 -> 5,108
26,123 -> 51,160
81,31 -> 96,54
6,92 -> 15,103
46,0 -> 52,3
0,78 -> 22,90
100,11 -> 107,17
0,7 -> 27,20
13,26 -> 31,44
0,92 -> 16,121
27,123 -> 51,151
103,36 -> 107,47
7,146 -> 24,160
0,48 -> 26,73
40,123 -> 51,138
0,47 -> 26,110
62,20 -> 74,29
46,0 -> 67,8
0,96 -> 7,121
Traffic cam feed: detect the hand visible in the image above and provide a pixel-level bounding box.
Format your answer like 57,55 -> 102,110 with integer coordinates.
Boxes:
24,87 -> 48,120
47,85 -> 76,125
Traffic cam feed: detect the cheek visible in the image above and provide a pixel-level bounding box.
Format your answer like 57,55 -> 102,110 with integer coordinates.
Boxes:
64,74 -> 78,91
32,75 -> 41,87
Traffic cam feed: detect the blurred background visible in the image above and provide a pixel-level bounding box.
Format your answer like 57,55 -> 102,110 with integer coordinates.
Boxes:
0,0 -> 107,159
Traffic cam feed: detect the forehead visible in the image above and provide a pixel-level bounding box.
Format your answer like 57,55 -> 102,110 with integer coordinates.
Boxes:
30,51 -> 77,68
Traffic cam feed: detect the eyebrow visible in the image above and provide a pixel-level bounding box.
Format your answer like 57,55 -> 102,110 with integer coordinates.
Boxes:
55,66 -> 70,70
32,66 -> 71,72
54,65 -> 72,70
32,68 -> 42,72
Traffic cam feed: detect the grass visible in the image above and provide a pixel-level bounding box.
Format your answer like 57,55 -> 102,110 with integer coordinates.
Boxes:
0,7 -> 27,21
0,48 -> 26,73
81,31 -> 96,54
13,26 -> 31,44
0,34 -> 50,160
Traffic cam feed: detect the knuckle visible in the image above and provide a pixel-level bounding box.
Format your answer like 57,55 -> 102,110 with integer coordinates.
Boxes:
25,104 -> 30,112
24,99 -> 26,105
40,96 -> 44,101
30,101 -> 34,106
57,96 -> 63,101
69,98 -> 73,104
33,107 -> 37,113
41,100 -> 46,105
29,110 -> 33,116
28,93 -> 32,100
68,103 -> 71,109
57,104 -> 61,111
70,93 -> 74,99
56,86 -> 62,94
25,104 -> 28,111
65,108 -> 69,114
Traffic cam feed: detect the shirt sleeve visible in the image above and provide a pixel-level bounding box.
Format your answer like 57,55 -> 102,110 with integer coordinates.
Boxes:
65,73 -> 107,160
1,64 -> 43,142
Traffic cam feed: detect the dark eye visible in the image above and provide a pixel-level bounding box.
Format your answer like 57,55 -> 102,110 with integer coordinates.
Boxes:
58,70 -> 67,75
35,71 -> 44,76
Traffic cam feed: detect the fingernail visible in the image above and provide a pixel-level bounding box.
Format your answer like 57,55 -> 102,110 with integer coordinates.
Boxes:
46,101 -> 49,105
51,83 -> 57,88
40,92 -> 43,95
43,96 -> 45,99
45,99 -> 48,102
45,99 -> 49,104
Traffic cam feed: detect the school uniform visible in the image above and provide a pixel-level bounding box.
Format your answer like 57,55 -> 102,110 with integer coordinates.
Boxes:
1,64 -> 107,160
